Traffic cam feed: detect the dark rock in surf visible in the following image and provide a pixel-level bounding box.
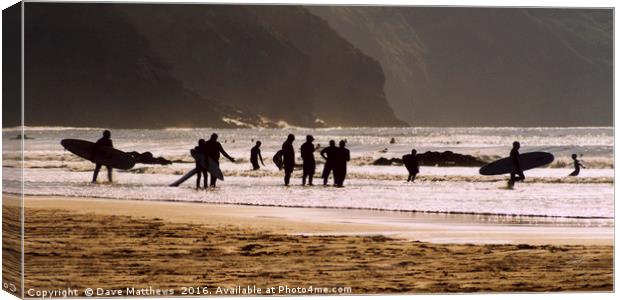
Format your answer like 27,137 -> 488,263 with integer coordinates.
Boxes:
373,157 -> 401,166
418,151 -> 485,167
128,151 -> 172,165
373,151 -> 486,167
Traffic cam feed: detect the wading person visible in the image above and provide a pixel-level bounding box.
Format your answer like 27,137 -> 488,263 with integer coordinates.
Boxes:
282,134 -> 295,186
91,130 -> 113,183
333,140 -> 350,187
204,133 -> 235,187
320,140 -> 338,186
509,141 -> 525,187
301,135 -> 316,186
193,139 -> 208,189
250,141 -> 265,170
569,154 -> 586,176
402,149 -> 420,182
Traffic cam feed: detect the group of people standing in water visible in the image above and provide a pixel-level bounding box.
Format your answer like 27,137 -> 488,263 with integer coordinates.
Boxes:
90,130 -> 586,188
192,133 -> 236,188
253,134 -> 351,187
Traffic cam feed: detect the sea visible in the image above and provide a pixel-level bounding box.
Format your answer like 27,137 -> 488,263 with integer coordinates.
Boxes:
1,126 -> 614,223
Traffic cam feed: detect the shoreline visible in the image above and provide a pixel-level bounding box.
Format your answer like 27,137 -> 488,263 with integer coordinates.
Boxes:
2,194 -> 613,293
3,194 -> 613,293
21,195 -> 613,245
8,192 -> 614,220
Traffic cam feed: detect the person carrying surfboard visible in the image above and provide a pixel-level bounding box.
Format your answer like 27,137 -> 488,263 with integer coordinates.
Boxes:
301,135 -> 316,186
320,140 -> 338,186
333,140 -> 350,187
569,154 -> 586,176
193,139 -> 208,189
282,134 -> 296,186
250,141 -> 265,170
204,133 -> 235,187
402,148 -> 420,182
91,130 -> 114,183
509,141 -> 525,187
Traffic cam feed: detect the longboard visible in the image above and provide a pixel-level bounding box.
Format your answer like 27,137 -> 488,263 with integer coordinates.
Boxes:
191,149 -> 207,169
479,152 -> 554,175
169,157 -> 224,187
207,157 -> 224,180
402,154 -> 418,173
273,150 -> 283,170
61,139 -> 136,170
170,168 -> 199,187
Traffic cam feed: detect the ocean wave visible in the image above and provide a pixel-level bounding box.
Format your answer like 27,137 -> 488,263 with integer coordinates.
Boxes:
4,164 -> 612,220
334,173 -> 613,184
548,157 -> 613,169
6,158 -> 613,184
11,151 -> 615,169
132,169 -> 614,184
412,175 -> 613,184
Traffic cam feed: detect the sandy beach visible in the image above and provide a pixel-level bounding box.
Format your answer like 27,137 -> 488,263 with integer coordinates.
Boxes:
4,194 -> 613,294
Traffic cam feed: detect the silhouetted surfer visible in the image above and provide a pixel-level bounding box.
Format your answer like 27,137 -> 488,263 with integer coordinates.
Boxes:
205,133 -> 235,187
282,134 -> 295,186
402,149 -> 419,182
320,140 -> 338,186
301,135 -> 316,186
91,130 -> 113,183
193,139 -> 208,189
569,154 -> 586,176
509,141 -> 525,187
250,141 -> 264,170
333,140 -> 350,187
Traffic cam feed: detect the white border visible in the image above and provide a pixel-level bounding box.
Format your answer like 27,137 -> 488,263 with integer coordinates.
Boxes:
0,1 -> 616,300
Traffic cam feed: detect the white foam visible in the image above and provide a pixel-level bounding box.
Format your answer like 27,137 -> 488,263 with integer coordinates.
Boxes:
4,127 -> 613,220
4,167 -> 612,219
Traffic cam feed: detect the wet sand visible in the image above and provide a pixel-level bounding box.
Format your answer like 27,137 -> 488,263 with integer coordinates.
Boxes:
24,196 -> 613,245
3,195 -> 614,294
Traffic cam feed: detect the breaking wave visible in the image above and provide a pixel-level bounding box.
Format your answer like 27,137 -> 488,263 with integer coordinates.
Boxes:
7,163 -> 612,184
7,152 -> 615,170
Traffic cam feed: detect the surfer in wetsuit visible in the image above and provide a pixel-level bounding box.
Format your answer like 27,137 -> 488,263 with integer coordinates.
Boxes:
509,141 -> 525,187
333,140 -> 350,187
250,141 -> 265,170
402,149 -> 419,182
91,130 -> 113,183
320,140 -> 338,186
282,134 -> 295,186
301,135 -> 316,186
204,133 -> 235,187
194,139 -> 208,189
569,154 -> 586,176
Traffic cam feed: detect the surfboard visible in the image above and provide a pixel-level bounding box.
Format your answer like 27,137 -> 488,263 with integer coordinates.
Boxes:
479,152 -> 554,175
273,150 -> 283,170
207,157 -> 224,180
169,168 -> 199,187
191,148 -> 207,169
402,154 -> 419,173
61,139 -> 136,170
169,156 -> 224,187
